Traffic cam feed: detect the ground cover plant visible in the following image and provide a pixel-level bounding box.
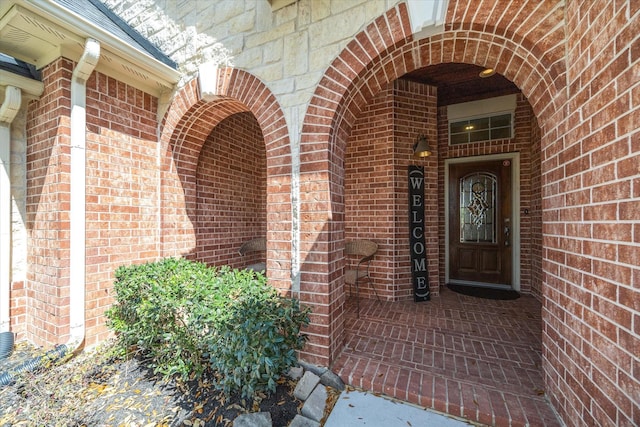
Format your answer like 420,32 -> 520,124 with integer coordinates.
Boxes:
0,340 -> 307,426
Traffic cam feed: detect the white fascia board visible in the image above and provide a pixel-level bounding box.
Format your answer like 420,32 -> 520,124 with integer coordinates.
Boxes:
17,0 -> 180,87
0,70 -> 44,98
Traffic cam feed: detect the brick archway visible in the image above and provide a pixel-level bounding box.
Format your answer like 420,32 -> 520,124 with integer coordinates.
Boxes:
159,68 -> 292,291
298,1 -> 565,365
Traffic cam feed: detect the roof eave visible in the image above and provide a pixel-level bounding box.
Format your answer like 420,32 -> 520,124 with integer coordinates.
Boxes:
1,0 -> 180,97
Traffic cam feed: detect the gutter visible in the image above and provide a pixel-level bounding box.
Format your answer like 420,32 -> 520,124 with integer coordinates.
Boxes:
17,0 -> 180,87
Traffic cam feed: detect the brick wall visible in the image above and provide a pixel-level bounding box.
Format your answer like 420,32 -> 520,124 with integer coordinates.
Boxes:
345,85 -> 395,300
345,79 -> 438,301
311,77 -> 544,364
25,58 -> 73,347
11,2 -> 637,425
84,71 -> 161,345
542,1 -> 640,425
24,58 -> 162,347
530,115 -> 543,300
393,80 -> 440,299
194,112 -> 267,268
158,72 -> 292,296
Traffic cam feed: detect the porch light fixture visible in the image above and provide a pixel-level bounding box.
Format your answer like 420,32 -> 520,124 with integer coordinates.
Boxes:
479,68 -> 496,78
413,134 -> 433,158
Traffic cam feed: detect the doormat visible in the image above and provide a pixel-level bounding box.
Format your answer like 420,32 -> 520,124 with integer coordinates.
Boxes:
447,283 -> 520,300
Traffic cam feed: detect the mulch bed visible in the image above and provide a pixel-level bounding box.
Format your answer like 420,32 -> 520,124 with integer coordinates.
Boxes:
0,341 -> 307,426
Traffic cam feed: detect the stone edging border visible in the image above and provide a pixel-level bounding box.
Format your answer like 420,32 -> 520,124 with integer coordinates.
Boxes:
233,361 -> 345,427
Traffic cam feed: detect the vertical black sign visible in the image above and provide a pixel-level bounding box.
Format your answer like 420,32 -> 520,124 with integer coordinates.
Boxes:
409,166 -> 430,302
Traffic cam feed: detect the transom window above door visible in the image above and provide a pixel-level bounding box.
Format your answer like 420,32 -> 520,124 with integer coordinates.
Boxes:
447,94 -> 516,145
450,113 -> 512,144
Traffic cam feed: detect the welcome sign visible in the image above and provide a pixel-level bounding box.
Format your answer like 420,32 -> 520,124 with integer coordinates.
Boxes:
408,166 -> 430,302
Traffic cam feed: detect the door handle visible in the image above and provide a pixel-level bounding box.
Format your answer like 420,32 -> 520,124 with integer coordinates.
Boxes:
504,218 -> 511,246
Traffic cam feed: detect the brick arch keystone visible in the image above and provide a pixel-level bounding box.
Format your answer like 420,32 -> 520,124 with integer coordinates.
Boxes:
298,1 -> 566,364
159,68 -> 292,291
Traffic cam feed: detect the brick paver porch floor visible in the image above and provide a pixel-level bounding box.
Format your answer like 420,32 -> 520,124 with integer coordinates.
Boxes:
331,286 -> 561,426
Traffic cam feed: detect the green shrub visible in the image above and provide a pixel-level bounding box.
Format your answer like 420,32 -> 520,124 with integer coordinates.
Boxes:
105,257 -> 309,397
208,286 -> 309,397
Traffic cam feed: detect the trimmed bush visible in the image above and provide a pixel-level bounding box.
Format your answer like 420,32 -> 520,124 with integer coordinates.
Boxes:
106,258 -> 309,397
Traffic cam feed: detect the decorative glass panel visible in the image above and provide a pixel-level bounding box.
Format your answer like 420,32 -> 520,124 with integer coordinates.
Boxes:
460,173 -> 497,243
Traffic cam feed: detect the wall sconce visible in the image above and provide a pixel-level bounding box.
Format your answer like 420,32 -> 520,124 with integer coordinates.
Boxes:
413,134 -> 433,158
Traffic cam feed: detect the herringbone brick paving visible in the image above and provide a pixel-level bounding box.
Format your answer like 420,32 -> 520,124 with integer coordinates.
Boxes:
332,287 -> 561,426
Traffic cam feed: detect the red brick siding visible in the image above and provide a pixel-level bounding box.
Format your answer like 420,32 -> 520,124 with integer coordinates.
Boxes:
345,79 -> 438,302
393,80 -> 440,299
345,86 -> 395,300
194,112 -> 267,268
301,1 -> 564,364
160,71 -> 291,295
8,281 -> 25,339
542,1 -> 640,426
25,58 -> 73,347
84,71 -> 161,346
530,115 -> 543,300
24,58 -> 162,347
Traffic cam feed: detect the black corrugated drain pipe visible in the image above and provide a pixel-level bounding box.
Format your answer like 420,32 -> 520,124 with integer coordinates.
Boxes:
0,331 -> 14,360
0,344 -> 69,386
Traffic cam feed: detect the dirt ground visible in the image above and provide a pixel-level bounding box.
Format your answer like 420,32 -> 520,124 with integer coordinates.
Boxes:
0,341 -> 317,426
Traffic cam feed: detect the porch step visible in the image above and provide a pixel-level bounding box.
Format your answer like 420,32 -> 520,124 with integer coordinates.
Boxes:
333,352 -> 560,427
332,291 -> 561,426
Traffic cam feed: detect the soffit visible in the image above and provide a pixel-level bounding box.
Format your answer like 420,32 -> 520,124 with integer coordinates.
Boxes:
0,1 -> 180,97
402,63 -> 520,107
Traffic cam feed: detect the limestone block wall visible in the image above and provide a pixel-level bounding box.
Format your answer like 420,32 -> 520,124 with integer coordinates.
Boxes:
8,104 -> 28,335
102,0 -> 402,128
10,107 -> 27,282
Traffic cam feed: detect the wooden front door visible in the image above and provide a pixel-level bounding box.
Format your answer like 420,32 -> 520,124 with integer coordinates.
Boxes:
448,160 -> 512,287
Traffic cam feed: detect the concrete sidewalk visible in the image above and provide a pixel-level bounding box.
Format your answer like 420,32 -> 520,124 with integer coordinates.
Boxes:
324,389 -> 475,427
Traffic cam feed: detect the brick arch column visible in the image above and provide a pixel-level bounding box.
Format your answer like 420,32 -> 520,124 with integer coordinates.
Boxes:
298,2 -> 565,365
159,68 -> 292,292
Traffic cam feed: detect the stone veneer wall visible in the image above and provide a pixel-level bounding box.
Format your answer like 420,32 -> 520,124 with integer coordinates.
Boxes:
102,0 -> 403,120
7,101 -> 28,337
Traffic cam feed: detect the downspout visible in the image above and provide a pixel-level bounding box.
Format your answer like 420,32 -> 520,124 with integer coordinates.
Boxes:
0,86 -> 21,359
0,40 -> 101,385
68,38 -> 100,353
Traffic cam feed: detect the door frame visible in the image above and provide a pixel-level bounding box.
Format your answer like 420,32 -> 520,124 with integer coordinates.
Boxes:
444,153 -> 521,291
